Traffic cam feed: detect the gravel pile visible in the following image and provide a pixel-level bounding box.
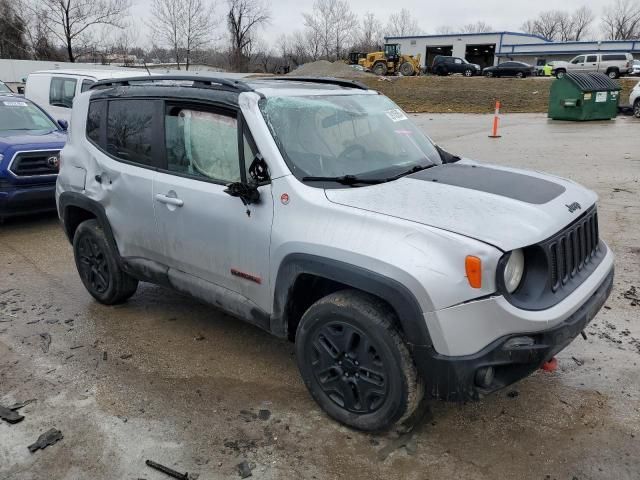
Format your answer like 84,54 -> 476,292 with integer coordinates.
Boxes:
287,60 -> 372,78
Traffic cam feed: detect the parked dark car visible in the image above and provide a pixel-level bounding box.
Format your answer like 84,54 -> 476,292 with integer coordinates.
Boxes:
0,95 -> 67,222
431,56 -> 481,77
483,61 -> 535,78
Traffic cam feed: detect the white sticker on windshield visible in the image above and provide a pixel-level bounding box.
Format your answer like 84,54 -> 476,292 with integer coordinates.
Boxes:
3,101 -> 27,107
385,108 -> 408,122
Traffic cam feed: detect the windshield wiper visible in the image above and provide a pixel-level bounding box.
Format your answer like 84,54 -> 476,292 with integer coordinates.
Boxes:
381,163 -> 437,182
302,174 -> 385,185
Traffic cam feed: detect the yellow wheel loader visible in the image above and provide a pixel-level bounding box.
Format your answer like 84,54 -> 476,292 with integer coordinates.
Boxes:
357,44 -> 421,76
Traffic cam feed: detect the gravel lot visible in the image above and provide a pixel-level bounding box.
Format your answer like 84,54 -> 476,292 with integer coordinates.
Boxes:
1,113 -> 639,480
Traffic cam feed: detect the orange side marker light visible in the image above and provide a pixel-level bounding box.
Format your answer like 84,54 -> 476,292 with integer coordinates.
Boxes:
465,256 -> 482,289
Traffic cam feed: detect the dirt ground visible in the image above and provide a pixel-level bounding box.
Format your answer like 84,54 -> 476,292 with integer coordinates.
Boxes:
1,114 -> 639,480
358,76 -> 638,114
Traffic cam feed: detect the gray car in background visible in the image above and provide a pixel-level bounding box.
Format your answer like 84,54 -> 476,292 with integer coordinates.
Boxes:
55,75 -> 614,432
552,52 -> 634,79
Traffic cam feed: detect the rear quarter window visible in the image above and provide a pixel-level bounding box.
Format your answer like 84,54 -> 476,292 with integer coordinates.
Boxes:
106,100 -> 155,166
86,101 -> 106,145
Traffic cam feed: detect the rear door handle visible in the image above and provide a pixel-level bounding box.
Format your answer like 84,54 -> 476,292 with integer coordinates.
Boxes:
155,193 -> 184,207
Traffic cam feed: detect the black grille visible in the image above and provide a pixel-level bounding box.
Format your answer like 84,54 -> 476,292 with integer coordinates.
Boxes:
547,208 -> 599,292
9,151 -> 60,177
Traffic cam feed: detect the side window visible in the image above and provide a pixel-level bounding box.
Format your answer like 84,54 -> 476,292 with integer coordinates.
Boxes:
107,100 -> 154,166
602,54 -> 625,61
586,55 -> 598,63
165,106 -> 240,183
454,58 -> 463,64
49,77 -> 77,108
81,79 -> 95,92
86,101 -> 105,145
571,56 -> 585,64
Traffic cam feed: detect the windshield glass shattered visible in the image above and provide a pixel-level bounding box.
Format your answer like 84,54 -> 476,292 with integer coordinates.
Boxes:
259,94 -> 441,184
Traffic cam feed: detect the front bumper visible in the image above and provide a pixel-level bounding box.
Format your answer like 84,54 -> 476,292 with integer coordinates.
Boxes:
0,182 -> 57,218
414,262 -> 614,402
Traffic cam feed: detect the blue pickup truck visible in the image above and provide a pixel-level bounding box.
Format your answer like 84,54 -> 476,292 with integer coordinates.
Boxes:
0,94 -> 67,222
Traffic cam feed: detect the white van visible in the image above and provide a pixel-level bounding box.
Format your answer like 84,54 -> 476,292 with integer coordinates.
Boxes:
25,70 -> 149,123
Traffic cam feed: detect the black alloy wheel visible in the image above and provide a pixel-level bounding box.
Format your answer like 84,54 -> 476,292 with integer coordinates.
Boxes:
309,321 -> 389,414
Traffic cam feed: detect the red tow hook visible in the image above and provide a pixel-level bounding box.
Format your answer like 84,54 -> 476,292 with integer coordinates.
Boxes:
541,357 -> 558,372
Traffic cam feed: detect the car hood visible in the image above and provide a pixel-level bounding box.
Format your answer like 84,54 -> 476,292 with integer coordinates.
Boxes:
324,161 -> 598,251
0,130 -> 67,154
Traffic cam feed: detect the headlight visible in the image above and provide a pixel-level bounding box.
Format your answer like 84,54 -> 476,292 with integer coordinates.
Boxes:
503,249 -> 525,293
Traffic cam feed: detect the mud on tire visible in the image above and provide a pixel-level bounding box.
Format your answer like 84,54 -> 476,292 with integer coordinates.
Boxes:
295,289 -> 424,431
73,219 -> 138,305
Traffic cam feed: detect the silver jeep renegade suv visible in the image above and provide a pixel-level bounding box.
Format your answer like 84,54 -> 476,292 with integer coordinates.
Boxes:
56,75 -> 614,431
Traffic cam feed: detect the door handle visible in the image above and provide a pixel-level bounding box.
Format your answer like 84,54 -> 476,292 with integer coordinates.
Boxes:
155,193 -> 184,207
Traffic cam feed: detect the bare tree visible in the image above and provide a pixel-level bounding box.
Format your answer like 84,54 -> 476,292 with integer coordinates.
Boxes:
435,25 -> 454,35
602,0 -> 640,39
385,8 -> 423,38
34,0 -> 131,62
0,0 -> 30,58
522,7 -> 595,41
303,0 -> 357,61
227,0 -> 270,72
149,0 -> 183,67
572,6 -> 594,40
460,21 -> 493,33
150,0 -> 217,70
357,12 -> 383,52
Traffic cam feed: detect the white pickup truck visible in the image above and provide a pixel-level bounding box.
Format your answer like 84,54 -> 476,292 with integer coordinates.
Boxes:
552,53 -> 634,79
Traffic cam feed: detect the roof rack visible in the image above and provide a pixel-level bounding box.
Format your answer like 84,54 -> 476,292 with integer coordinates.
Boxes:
90,75 -> 254,93
261,76 -> 370,90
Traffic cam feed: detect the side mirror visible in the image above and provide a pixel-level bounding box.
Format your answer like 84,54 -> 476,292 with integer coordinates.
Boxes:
224,181 -> 260,206
57,119 -> 68,131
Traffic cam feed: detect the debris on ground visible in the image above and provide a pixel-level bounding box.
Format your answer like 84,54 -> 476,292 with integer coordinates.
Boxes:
0,404 -> 24,424
377,431 -> 418,461
39,333 -> 51,353
572,356 -> 584,366
287,60 -> 372,78
258,409 -> 271,421
8,399 -> 36,410
507,390 -> 519,398
120,353 -> 133,359
239,410 -> 257,422
623,286 -> 639,306
145,459 -> 189,480
28,428 -> 63,452
237,460 -> 253,478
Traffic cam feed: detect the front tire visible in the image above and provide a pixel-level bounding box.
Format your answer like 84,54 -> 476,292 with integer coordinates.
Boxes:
463,68 -> 474,77
516,71 -> 525,78
634,99 -> 640,118
399,62 -> 415,76
372,62 -> 387,76
607,69 -> 620,79
73,219 -> 138,305
295,290 -> 424,431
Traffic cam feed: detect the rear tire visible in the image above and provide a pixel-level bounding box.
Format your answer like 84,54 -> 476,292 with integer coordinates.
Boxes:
73,219 -> 138,305
516,71 -> 525,78
399,62 -> 415,76
634,99 -> 640,118
607,69 -> 619,79
485,70 -> 494,78
372,62 -> 387,76
463,68 -> 474,77
295,290 -> 424,432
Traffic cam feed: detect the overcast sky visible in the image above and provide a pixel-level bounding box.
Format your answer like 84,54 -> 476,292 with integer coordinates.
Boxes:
129,0 -> 615,48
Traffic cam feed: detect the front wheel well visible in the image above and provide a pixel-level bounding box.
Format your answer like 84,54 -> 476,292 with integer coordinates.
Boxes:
284,274 -> 402,342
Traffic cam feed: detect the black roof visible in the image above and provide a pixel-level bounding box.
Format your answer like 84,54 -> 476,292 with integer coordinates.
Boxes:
564,72 -> 621,92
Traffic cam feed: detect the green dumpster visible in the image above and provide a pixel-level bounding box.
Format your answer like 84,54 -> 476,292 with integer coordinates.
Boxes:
548,72 -> 621,121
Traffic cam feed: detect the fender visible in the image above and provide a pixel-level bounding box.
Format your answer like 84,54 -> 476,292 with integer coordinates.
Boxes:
58,191 -> 117,249
272,253 -> 433,347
